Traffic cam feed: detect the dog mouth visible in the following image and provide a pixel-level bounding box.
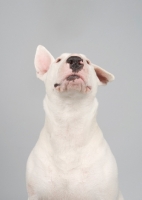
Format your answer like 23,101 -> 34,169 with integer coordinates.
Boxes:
54,74 -> 82,87
54,74 -> 91,93
66,74 -> 81,81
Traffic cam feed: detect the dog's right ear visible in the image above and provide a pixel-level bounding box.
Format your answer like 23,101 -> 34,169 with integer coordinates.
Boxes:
34,45 -> 55,81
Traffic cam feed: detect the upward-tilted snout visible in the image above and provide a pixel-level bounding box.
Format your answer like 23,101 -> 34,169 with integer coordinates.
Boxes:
66,56 -> 84,73
34,45 -> 115,93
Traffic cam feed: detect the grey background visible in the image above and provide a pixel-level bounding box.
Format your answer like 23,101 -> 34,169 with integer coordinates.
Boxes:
1,0 -> 142,199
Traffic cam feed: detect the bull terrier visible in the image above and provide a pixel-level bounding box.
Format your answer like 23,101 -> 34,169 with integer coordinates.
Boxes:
26,45 -> 124,200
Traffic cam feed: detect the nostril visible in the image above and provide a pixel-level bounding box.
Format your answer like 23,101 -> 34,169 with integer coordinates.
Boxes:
78,60 -> 83,65
66,56 -> 83,65
69,60 -> 73,65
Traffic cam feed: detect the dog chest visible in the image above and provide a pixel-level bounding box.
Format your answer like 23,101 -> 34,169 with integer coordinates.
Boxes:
27,143 -> 118,200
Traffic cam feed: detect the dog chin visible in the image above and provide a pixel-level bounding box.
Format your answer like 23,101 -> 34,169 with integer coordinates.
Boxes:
54,78 -> 91,93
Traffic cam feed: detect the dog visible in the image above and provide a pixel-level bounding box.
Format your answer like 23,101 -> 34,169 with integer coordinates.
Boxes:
26,45 -> 124,200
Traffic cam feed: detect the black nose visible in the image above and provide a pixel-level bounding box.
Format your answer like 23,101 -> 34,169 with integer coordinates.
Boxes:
66,56 -> 84,72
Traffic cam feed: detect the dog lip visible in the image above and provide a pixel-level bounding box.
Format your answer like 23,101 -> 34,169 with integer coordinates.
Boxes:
65,73 -> 85,82
66,74 -> 80,81
54,74 -> 83,88
54,73 -> 92,92
65,74 -> 92,91
54,83 -> 60,88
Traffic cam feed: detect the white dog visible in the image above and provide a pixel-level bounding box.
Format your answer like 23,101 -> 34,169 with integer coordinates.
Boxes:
26,45 -> 124,200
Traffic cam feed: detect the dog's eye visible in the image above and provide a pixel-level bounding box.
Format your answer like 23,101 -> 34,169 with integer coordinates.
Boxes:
86,60 -> 90,65
56,58 -> 61,63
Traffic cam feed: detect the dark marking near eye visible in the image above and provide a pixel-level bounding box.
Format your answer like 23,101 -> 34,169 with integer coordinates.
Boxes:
56,58 -> 61,63
54,83 -> 60,87
86,60 -> 90,64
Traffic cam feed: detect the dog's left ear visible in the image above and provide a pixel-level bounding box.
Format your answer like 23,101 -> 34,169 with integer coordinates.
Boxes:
94,65 -> 115,85
34,45 -> 55,81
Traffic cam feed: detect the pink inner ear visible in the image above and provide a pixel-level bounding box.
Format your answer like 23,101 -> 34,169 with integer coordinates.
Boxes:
35,53 -> 51,75
37,54 -> 50,75
95,68 -> 109,84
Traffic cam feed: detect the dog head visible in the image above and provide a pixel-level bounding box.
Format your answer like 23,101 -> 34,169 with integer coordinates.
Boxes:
34,45 -> 114,98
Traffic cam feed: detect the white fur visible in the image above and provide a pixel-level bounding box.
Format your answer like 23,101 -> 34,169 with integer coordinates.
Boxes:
26,45 -> 124,200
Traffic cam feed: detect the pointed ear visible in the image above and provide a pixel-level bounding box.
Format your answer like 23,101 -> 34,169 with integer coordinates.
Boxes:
34,45 -> 55,81
94,65 -> 115,85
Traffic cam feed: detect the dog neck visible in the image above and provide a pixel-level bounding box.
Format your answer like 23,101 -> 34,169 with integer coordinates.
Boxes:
42,92 -> 100,150
40,92 -> 102,171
